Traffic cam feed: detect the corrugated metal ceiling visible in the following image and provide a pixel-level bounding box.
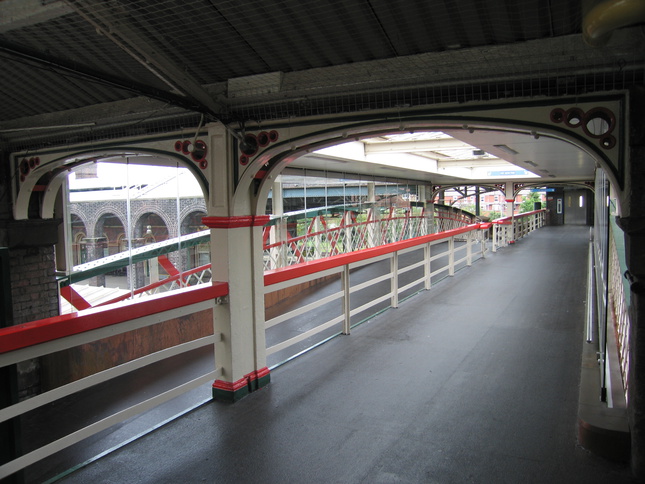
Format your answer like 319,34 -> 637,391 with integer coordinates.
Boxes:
0,0 -> 642,150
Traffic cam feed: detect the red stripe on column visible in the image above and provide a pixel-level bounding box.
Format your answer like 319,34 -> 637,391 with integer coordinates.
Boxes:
247,366 -> 270,382
202,215 -> 270,228
212,376 -> 249,392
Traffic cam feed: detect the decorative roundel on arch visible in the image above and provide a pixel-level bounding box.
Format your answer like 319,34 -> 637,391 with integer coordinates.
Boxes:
550,106 -> 616,150
18,157 -> 40,182
238,130 -> 279,166
173,138 -> 209,168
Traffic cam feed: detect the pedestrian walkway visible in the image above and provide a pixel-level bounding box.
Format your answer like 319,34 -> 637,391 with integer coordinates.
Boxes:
55,225 -> 635,483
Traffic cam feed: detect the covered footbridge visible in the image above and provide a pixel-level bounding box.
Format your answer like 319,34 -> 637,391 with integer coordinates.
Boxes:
0,0 -> 644,481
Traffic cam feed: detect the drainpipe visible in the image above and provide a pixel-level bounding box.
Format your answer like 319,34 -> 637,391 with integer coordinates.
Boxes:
583,0 -> 645,47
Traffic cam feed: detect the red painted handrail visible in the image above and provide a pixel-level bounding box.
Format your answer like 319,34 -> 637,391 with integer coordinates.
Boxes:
0,282 -> 228,354
493,209 -> 545,224
96,263 -> 212,307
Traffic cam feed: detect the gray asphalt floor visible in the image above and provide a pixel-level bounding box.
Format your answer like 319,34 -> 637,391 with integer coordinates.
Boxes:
36,225 -> 637,483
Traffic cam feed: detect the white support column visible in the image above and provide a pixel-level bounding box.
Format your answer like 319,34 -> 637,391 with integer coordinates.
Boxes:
269,176 -> 287,269
344,210 -> 354,253
367,182 -> 377,247
313,215 -> 324,259
424,185 -> 436,234
505,181 -> 515,244
203,122 -> 270,403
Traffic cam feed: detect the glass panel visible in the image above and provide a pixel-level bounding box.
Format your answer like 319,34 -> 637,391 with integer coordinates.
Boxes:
59,158 -> 207,314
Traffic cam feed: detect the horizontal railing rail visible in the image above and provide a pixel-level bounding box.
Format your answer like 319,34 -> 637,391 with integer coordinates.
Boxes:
0,282 -> 227,480
491,209 -> 546,252
263,224 -> 488,362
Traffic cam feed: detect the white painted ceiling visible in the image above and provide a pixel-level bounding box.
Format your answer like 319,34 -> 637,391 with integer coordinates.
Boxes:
292,128 -> 597,186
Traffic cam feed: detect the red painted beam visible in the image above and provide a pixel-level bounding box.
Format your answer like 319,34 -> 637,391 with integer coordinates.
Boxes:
0,282 -> 228,354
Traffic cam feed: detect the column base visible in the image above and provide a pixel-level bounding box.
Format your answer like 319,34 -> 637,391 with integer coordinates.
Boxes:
212,367 -> 271,403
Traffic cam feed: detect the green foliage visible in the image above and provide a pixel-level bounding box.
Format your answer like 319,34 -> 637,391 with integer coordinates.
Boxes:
519,192 -> 542,213
486,211 -> 502,221
459,204 -> 477,215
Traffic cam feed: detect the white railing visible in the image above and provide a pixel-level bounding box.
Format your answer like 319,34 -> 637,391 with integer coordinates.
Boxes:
0,284 -> 226,481
264,224 -> 488,362
608,229 -> 630,404
492,209 -> 546,252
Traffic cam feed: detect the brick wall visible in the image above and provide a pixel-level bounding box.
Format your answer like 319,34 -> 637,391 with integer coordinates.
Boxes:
9,245 -> 59,399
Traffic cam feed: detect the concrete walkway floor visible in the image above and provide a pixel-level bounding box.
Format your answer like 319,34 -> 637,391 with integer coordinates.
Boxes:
57,225 -> 636,483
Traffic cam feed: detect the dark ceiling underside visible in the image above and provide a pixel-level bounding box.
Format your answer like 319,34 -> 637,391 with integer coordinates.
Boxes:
0,0 -> 643,151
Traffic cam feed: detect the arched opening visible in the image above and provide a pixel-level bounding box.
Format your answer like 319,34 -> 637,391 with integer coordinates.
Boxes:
58,156 -> 208,306
244,113 -> 616,374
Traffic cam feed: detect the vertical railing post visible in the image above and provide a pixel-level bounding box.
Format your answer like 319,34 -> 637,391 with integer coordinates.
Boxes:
448,237 -> 455,276
492,223 -> 498,252
466,230 -> 473,266
342,264 -> 351,334
344,211 -> 353,253
313,216 -> 323,259
391,252 -> 399,308
424,242 -> 432,290
480,227 -> 487,258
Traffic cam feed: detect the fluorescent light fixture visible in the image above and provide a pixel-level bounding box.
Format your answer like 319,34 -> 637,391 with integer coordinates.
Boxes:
493,144 -> 518,155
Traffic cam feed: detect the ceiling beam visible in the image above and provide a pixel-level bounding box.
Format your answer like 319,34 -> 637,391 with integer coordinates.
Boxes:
0,39 -> 206,115
66,0 -> 226,119
437,159 -> 506,168
364,138 -> 475,154
0,0 -> 73,33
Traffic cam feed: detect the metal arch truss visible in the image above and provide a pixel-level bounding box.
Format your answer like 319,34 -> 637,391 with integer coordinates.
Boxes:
512,180 -> 595,198
262,204 -> 478,271
11,134 -> 210,220
432,184 -> 506,203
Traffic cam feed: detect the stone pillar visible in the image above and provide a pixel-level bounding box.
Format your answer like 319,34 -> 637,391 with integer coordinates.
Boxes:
81,236 -> 107,286
121,238 -> 146,290
203,122 -> 270,402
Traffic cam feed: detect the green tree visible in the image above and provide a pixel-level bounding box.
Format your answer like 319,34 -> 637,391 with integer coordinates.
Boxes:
460,203 -> 477,215
519,192 -> 542,213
